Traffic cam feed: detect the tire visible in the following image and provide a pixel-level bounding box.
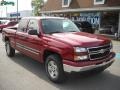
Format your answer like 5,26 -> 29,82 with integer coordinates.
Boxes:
45,54 -> 65,83
5,41 -> 15,57
0,29 -> 2,33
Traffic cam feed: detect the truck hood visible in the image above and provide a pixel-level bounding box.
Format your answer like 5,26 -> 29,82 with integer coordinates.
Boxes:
48,32 -> 110,47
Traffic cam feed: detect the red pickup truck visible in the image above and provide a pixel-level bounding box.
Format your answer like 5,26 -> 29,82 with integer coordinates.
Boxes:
2,17 -> 115,83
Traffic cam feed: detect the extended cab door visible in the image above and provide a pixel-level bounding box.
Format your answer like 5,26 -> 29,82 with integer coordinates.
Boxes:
15,19 -> 29,54
16,19 -> 42,61
25,19 -> 42,61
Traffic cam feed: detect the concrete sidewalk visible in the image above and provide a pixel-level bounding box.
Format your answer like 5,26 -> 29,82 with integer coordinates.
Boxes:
112,40 -> 120,53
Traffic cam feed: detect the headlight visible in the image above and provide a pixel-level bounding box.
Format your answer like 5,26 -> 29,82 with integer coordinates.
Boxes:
74,47 -> 87,53
74,47 -> 88,61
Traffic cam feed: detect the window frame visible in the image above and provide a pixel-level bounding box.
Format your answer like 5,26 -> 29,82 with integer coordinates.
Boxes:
62,0 -> 71,7
94,0 -> 105,5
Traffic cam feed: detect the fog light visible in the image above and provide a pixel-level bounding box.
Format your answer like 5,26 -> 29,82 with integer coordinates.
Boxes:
74,55 -> 88,61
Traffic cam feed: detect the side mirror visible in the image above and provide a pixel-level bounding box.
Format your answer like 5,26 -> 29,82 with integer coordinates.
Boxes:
28,29 -> 38,35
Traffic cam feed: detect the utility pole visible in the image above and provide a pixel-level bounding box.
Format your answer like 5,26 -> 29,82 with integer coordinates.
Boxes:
0,10 -> 2,17
6,6 -> 7,17
17,0 -> 18,21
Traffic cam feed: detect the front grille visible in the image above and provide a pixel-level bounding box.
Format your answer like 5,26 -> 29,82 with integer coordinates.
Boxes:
87,43 -> 111,60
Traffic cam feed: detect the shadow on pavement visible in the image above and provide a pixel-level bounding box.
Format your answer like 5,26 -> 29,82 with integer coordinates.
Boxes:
11,52 -> 120,90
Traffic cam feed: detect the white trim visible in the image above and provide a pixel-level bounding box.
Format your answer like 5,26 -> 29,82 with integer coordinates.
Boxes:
62,0 -> 72,7
40,6 -> 120,13
16,43 -> 40,55
94,0 -> 105,5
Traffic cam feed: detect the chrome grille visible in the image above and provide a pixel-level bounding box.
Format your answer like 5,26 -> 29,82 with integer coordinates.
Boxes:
87,43 -> 111,60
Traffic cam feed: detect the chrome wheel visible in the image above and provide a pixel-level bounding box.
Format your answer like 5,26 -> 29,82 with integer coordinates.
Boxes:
45,54 -> 65,83
47,61 -> 58,79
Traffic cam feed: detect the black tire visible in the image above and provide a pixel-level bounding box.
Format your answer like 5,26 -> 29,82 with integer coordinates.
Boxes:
45,54 -> 65,83
0,29 -> 2,33
5,41 -> 15,57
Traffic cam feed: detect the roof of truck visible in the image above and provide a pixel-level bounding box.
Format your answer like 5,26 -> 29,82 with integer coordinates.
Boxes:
22,16 -> 65,20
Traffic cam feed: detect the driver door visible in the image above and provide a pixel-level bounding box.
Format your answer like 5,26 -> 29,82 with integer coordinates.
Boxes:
25,19 -> 42,62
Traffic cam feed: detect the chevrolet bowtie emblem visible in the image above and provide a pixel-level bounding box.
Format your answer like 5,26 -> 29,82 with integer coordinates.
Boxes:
98,49 -> 105,53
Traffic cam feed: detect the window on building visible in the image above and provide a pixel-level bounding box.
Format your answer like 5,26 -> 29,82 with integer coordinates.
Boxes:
94,0 -> 105,5
62,0 -> 72,7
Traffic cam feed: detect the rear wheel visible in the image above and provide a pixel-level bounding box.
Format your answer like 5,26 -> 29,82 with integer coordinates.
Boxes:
45,54 -> 65,83
0,29 -> 2,33
5,41 -> 15,57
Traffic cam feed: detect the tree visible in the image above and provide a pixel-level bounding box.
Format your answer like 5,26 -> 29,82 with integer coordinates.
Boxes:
31,0 -> 44,16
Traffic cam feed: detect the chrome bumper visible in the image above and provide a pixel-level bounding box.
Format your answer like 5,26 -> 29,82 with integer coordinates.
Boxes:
63,59 -> 115,73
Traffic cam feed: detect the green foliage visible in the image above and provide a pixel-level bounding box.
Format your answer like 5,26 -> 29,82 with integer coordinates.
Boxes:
31,0 -> 44,16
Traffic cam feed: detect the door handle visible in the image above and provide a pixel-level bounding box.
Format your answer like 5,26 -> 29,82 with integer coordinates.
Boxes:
19,36 -> 28,39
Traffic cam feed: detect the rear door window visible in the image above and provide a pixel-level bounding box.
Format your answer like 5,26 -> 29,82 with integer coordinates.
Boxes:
18,19 -> 29,32
27,19 -> 39,33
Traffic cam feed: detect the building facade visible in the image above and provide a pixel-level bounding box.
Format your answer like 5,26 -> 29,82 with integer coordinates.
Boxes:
41,0 -> 120,36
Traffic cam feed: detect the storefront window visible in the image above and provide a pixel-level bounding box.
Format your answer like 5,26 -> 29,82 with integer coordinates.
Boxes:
100,12 -> 119,35
79,12 -> 100,29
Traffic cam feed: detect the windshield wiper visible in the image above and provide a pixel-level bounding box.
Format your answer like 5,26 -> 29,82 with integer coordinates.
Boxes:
69,31 -> 77,32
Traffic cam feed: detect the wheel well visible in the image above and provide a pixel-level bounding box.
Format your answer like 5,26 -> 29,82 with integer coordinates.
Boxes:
43,50 -> 62,62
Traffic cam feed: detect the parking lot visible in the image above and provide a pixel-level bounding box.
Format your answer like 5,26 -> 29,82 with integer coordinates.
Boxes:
0,33 -> 120,90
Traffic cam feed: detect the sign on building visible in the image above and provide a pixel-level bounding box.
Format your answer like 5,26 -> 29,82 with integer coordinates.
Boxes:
80,12 -> 100,28
10,13 -> 20,17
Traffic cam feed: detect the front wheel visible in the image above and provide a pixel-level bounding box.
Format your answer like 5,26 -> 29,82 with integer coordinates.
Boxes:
45,54 -> 65,83
5,41 -> 15,57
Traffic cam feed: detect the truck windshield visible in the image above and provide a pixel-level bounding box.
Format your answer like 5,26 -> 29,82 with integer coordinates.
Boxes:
41,19 -> 80,34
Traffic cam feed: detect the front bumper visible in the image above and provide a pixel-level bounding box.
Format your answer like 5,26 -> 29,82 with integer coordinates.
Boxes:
63,53 -> 115,73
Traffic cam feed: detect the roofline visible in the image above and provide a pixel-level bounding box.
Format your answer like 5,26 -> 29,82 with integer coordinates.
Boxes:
40,6 -> 120,13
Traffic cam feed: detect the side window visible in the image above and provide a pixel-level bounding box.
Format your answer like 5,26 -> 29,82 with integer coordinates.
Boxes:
18,19 -> 29,32
27,19 -> 38,33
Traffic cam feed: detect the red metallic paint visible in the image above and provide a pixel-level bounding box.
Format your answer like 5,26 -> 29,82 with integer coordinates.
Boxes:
2,17 -> 115,68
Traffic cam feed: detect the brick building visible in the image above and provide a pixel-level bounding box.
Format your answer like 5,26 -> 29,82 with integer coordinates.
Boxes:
41,0 -> 120,36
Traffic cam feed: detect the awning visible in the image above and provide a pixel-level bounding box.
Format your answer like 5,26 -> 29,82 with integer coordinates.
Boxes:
40,6 -> 120,13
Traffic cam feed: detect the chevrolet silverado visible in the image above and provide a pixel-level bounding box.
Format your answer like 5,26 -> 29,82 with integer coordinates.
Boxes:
2,17 -> 115,83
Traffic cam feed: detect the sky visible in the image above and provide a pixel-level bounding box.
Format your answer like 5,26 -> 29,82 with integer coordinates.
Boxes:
0,0 -> 32,17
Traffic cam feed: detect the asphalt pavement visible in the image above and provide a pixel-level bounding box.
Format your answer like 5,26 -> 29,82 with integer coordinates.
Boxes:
0,33 -> 120,90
